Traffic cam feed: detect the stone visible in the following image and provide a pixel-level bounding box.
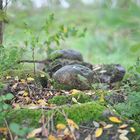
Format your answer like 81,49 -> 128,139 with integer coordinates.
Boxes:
53,64 -> 94,90
92,64 -> 125,83
46,58 -> 93,77
49,49 -> 83,61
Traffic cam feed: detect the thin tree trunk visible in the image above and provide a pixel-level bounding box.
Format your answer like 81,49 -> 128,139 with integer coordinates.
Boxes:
0,0 -> 3,45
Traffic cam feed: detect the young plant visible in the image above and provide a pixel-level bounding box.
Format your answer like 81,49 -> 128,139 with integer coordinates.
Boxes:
124,57 -> 140,92
0,46 -> 24,76
23,13 -> 87,74
0,93 -> 14,112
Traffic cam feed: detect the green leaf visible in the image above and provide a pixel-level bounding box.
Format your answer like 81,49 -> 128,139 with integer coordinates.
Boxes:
2,103 -> 10,110
10,123 -> 25,136
5,93 -> 14,100
10,123 -> 33,137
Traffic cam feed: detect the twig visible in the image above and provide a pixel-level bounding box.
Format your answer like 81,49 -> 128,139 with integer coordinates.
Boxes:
17,59 -> 51,64
4,118 -> 14,140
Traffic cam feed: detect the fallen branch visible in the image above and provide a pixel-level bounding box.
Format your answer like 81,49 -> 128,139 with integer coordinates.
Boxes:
17,59 -> 51,64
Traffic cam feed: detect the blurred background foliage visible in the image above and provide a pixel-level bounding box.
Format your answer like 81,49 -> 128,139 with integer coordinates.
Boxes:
3,0 -> 140,68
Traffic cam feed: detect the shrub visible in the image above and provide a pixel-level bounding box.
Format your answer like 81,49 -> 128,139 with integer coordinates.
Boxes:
115,91 -> 140,122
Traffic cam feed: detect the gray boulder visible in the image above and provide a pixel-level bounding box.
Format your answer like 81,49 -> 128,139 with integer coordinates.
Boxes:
46,58 -> 92,77
92,64 -> 125,83
53,64 -> 94,90
49,49 -> 83,61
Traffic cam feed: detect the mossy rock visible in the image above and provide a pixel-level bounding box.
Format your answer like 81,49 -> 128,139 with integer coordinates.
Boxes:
2,102 -> 105,127
48,93 -> 92,105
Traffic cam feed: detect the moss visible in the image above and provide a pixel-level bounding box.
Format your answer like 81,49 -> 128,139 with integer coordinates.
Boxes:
48,95 -> 70,105
48,93 -> 92,105
49,52 -> 62,60
53,80 -> 75,90
3,102 -> 105,127
55,102 -> 105,124
5,109 -> 42,127
72,93 -> 92,103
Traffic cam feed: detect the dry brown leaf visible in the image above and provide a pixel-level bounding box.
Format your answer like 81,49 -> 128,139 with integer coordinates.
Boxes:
99,121 -> 106,127
119,134 -> 129,140
118,129 -> 129,135
67,119 -> 79,129
27,128 -> 42,138
104,124 -> 113,129
95,128 -> 103,138
64,128 -> 70,135
24,97 -> 32,103
48,135 -> 57,140
12,83 -> 18,89
119,124 -> 128,129
0,127 -> 8,133
109,116 -> 122,123
18,90 -> 25,95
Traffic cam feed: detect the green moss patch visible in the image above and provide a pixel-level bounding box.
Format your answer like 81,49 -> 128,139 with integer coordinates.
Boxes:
2,101 -> 105,127
48,92 -> 92,105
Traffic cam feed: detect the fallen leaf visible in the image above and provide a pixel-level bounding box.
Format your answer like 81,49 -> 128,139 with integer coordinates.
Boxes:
85,134 -> 92,140
95,128 -> 103,138
48,135 -> 57,140
109,116 -> 122,123
93,121 -> 100,128
72,97 -> 81,104
56,124 -> 66,130
119,134 -> 129,140
12,83 -> 18,89
6,76 -> 11,79
0,127 -> 8,133
64,128 -> 70,135
40,74 -> 45,77
20,79 -> 26,83
23,91 -> 28,97
14,76 -> 19,81
70,89 -> 81,95
18,90 -> 25,95
118,129 -> 129,135
104,124 -> 113,129
130,127 -> 135,133
27,77 -> 34,82
27,128 -> 42,138
99,121 -> 106,127
37,99 -> 47,105
67,119 -> 79,129
119,124 -> 128,129
24,97 -> 32,103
